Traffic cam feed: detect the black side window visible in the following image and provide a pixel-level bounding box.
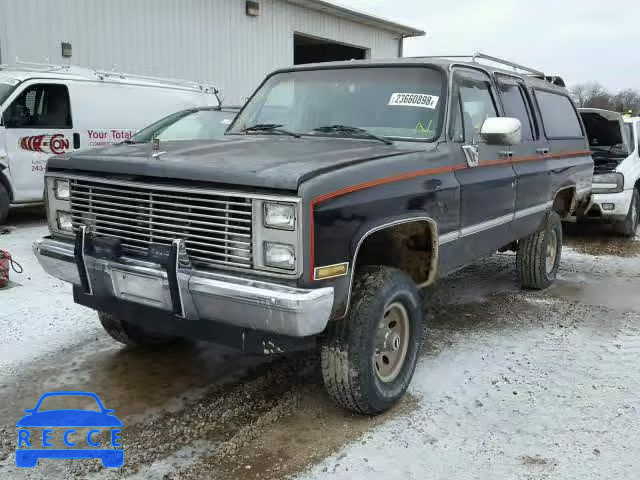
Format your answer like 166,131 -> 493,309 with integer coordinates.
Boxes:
3,84 -> 72,129
450,70 -> 498,143
496,78 -> 534,141
535,90 -> 582,138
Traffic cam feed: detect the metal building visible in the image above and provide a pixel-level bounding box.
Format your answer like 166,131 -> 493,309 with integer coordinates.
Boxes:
0,0 -> 424,104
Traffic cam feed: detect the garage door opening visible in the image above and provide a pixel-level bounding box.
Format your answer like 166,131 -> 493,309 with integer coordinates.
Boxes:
294,33 -> 367,65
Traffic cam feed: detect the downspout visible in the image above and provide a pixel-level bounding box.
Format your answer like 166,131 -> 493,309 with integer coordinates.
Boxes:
397,35 -> 405,58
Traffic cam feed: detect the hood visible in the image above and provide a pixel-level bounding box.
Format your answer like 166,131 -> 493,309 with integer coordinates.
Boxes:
47,136 -> 424,191
579,108 -> 630,152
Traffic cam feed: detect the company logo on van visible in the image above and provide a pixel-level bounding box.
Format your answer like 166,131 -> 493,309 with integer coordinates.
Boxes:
19,134 -> 70,155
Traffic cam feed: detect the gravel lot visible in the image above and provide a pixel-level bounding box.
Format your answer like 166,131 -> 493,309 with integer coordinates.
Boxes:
1,207 -> 639,479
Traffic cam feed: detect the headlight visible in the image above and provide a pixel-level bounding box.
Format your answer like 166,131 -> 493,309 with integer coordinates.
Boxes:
57,211 -> 73,231
264,202 -> 296,230
592,173 -> 624,193
263,242 -> 296,270
45,176 -> 73,236
54,179 -> 70,200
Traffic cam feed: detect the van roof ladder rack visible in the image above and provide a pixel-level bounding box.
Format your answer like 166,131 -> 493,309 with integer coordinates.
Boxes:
0,59 -> 219,95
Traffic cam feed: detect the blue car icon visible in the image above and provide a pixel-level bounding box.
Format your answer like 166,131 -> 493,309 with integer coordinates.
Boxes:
16,391 -> 123,468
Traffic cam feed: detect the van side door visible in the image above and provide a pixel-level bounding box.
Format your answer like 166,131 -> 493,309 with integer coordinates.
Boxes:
2,82 -> 73,202
495,75 -> 551,238
448,67 -> 516,266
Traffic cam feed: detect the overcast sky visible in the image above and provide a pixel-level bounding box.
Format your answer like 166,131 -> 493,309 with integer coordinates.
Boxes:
335,0 -> 639,92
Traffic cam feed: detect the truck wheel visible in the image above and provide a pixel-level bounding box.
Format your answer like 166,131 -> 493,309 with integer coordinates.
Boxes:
612,188 -> 639,237
320,266 -> 423,415
517,211 -> 562,290
97,311 -> 173,346
0,183 -> 9,225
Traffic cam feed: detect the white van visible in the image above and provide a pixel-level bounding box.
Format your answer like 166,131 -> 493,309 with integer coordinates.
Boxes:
579,108 -> 640,236
0,63 -> 220,223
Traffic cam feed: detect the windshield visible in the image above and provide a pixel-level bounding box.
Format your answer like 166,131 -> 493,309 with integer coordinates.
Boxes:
229,67 -> 445,141
0,81 -> 17,105
130,109 -> 237,143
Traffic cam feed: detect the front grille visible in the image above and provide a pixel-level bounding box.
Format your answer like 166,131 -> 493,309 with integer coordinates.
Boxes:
69,178 -> 253,270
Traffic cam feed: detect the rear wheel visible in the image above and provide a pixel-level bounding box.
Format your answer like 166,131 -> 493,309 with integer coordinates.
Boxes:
0,183 -> 9,225
517,211 -> 562,290
612,188 -> 639,237
320,266 -> 423,415
97,311 -> 174,346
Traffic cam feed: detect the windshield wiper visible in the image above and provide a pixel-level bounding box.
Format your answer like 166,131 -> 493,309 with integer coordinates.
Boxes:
242,123 -> 301,138
313,125 -> 393,145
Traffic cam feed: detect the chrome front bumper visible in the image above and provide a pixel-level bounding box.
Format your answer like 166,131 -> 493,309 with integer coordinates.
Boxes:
33,237 -> 334,337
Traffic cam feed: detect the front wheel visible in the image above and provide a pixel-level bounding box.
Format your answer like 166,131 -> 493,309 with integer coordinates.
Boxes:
612,188 -> 639,237
516,211 -> 562,290
320,266 -> 423,415
97,311 -> 174,347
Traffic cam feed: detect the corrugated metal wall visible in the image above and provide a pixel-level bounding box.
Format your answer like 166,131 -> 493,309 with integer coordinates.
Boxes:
0,0 -> 399,104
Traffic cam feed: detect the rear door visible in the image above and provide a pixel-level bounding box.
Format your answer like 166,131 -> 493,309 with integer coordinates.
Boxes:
495,74 -> 551,237
534,89 -> 592,202
2,82 -> 74,202
449,67 -> 516,265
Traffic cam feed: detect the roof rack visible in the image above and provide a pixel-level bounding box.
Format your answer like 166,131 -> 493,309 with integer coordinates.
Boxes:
0,59 -> 220,95
410,52 -> 568,86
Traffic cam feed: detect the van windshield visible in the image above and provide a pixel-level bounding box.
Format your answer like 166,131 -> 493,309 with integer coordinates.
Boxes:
0,82 -> 16,105
228,67 -> 445,141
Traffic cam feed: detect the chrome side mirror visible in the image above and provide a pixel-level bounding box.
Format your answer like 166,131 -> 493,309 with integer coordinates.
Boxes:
480,117 -> 522,146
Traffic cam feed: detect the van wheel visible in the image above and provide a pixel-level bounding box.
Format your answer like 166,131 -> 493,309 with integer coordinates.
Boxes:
97,311 -> 173,346
517,211 -> 562,290
0,183 -> 9,225
320,266 -> 423,415
612,188 -> 639,237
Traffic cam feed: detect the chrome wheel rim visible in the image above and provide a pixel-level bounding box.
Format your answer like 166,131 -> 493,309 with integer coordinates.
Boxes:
546,229 -> 558,275
631,199 -> 638,227
374,302 -> 410,383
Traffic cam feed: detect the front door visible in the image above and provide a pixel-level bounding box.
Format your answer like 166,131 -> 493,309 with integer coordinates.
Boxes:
449,67 -> 516,267
2,82 -> 75,202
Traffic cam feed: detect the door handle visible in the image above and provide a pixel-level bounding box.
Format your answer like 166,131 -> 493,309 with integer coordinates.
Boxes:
73,132 -> 81,149
499,150 -> 514,158
536,147 -> 550,155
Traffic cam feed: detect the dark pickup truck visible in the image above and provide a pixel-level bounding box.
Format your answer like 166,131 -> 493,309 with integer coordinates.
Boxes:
34,55 -> 593,414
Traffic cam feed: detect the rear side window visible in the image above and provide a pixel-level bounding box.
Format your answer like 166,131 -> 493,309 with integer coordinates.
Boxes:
496,78 -> 534,141
3,84 -> 72,129
535,90 -> 582,138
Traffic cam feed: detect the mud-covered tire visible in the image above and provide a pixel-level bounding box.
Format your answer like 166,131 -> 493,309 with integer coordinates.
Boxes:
612,188 -> 639,237
320,266 -> 423,415
0,183 -> 9,225
517,211 -> 562,290
97,311 -> 173,346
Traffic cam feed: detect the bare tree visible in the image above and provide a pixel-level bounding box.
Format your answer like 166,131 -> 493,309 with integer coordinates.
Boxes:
611,89 -> 640,114
570,82 -> 640,114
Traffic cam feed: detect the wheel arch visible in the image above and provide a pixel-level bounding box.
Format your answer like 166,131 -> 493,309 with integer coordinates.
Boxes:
338,215 -> 439,319
552,186 -> 576,218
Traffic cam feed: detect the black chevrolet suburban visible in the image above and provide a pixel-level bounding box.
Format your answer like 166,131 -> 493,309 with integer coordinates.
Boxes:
35,54 -> 593,414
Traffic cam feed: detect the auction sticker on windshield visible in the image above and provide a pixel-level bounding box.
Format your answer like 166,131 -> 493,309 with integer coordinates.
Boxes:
388,93 -> 439,109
